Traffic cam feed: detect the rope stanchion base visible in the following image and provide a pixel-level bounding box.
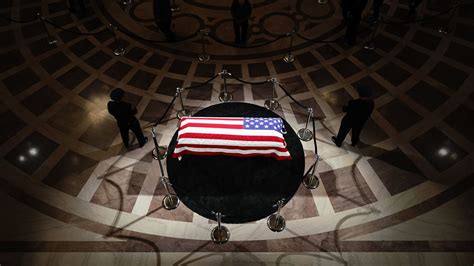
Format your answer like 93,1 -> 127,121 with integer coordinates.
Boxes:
211,225 -> 230,244
438,26 -> 450,34
283,53 -> 295,63
162,194 -> 180,210
171,5 -> 180,12
363,41 -> 376,50
152,146 -> 168,160
218,92 -> 233,103
267,214 -> 286,232
198,53 -> 210,62
302,174 -> 320,189
297,128 -> 313,141
317,0 -> 328,4
113,47 -> 126,56
177,109 -> 191,120
264,99 -> 280,111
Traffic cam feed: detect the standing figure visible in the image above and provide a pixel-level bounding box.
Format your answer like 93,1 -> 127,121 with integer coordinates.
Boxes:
331,85 -> 374,147
107,88 -> 148,148
231,0 -> 252,45
153,0 -> 175,40
341,0 -> 368,45
408,0 -> 423,17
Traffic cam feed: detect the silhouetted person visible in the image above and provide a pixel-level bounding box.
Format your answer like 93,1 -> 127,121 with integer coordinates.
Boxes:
408,0 -> 422,17
107,88 -> 148,148
153,0 -> 175,40
341,0 -> 368,45
231,0 -> 252,45
331,85 -> 374,147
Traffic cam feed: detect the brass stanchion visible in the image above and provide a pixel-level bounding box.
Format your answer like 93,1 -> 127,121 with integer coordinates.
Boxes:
267,199 -> 286,232
218,70 -> 233,102
317,0 -> 328,4
176,87 -> 191,119
109,24 -> 126,56
210,212 -> 230,244
364,19 -> 380,50
198,29 -> 210,62
297,107 -> 314,141
282,30 -> 295,63
264,78 -> 280,111
151,127 -> 167,160
122,0 -> 132,5
302,154 -> 320,189
171,0 -> 181,12
160,176 -> 180,210
38,13 -> 57,45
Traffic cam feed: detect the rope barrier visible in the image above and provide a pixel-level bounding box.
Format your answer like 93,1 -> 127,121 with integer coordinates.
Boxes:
380,1 -> 473,25
43,19 -> 109,36
183,74 -> 220,90
117,26 -> 199,44
229,75 -> 269,85
0,14 -> 39,23
152,94 -> 178,127
278,84 -> 307,110
207,32 -> 286,49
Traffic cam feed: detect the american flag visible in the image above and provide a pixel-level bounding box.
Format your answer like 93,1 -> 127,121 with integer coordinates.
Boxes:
172,117 -> 292,160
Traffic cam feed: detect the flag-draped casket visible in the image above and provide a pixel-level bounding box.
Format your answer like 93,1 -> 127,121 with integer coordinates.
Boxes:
172,117 -> 292,160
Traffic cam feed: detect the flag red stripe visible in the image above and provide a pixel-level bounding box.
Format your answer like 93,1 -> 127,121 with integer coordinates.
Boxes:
178,133 -> 284,143
181,117 -> 243,121
175,143 -> 289,152
172,150 -> 292,160
179,123 -> 243,131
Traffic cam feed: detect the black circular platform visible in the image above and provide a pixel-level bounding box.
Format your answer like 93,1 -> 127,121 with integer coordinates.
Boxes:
166,102 -> 305,223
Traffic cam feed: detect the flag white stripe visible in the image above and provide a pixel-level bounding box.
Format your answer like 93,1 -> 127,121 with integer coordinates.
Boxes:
180,119 -> 243,126
178,127 -> 284,138
177,138 -> 286,148
174,147 -> 290,157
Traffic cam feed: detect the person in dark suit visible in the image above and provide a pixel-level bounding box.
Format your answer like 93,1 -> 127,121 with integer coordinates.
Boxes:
153,0 -> 175,40
331,85 -> 374,147
231,0 -> 252,45
341,0 -> 368,45
107,88 -> 148,148
408,0 -> 423,17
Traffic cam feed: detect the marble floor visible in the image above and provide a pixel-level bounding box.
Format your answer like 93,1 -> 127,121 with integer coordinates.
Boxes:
1,0 -> 474,265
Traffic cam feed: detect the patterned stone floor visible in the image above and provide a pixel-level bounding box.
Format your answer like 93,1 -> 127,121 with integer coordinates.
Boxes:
1,0 -> 474,265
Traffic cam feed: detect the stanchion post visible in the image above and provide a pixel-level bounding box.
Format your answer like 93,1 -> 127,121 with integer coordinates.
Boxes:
317,0 -> 328,4
122,0 -> 132,6
211,212 -> 230,244
198,29 -> 210,62
171,0 -> 180,12
37,13 -> 57,45
160,176 -> 180,210
218,70 -> 233,102
283,30 -> 295,63
176,87 -> 191,119
303,154 -> 320,189
151,127 -> 168,160
297,107 -> 313,141
264,78 -> 280,111
364,19 -> 380,51
109,24 -> 126,56
267,199 -> 286,232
